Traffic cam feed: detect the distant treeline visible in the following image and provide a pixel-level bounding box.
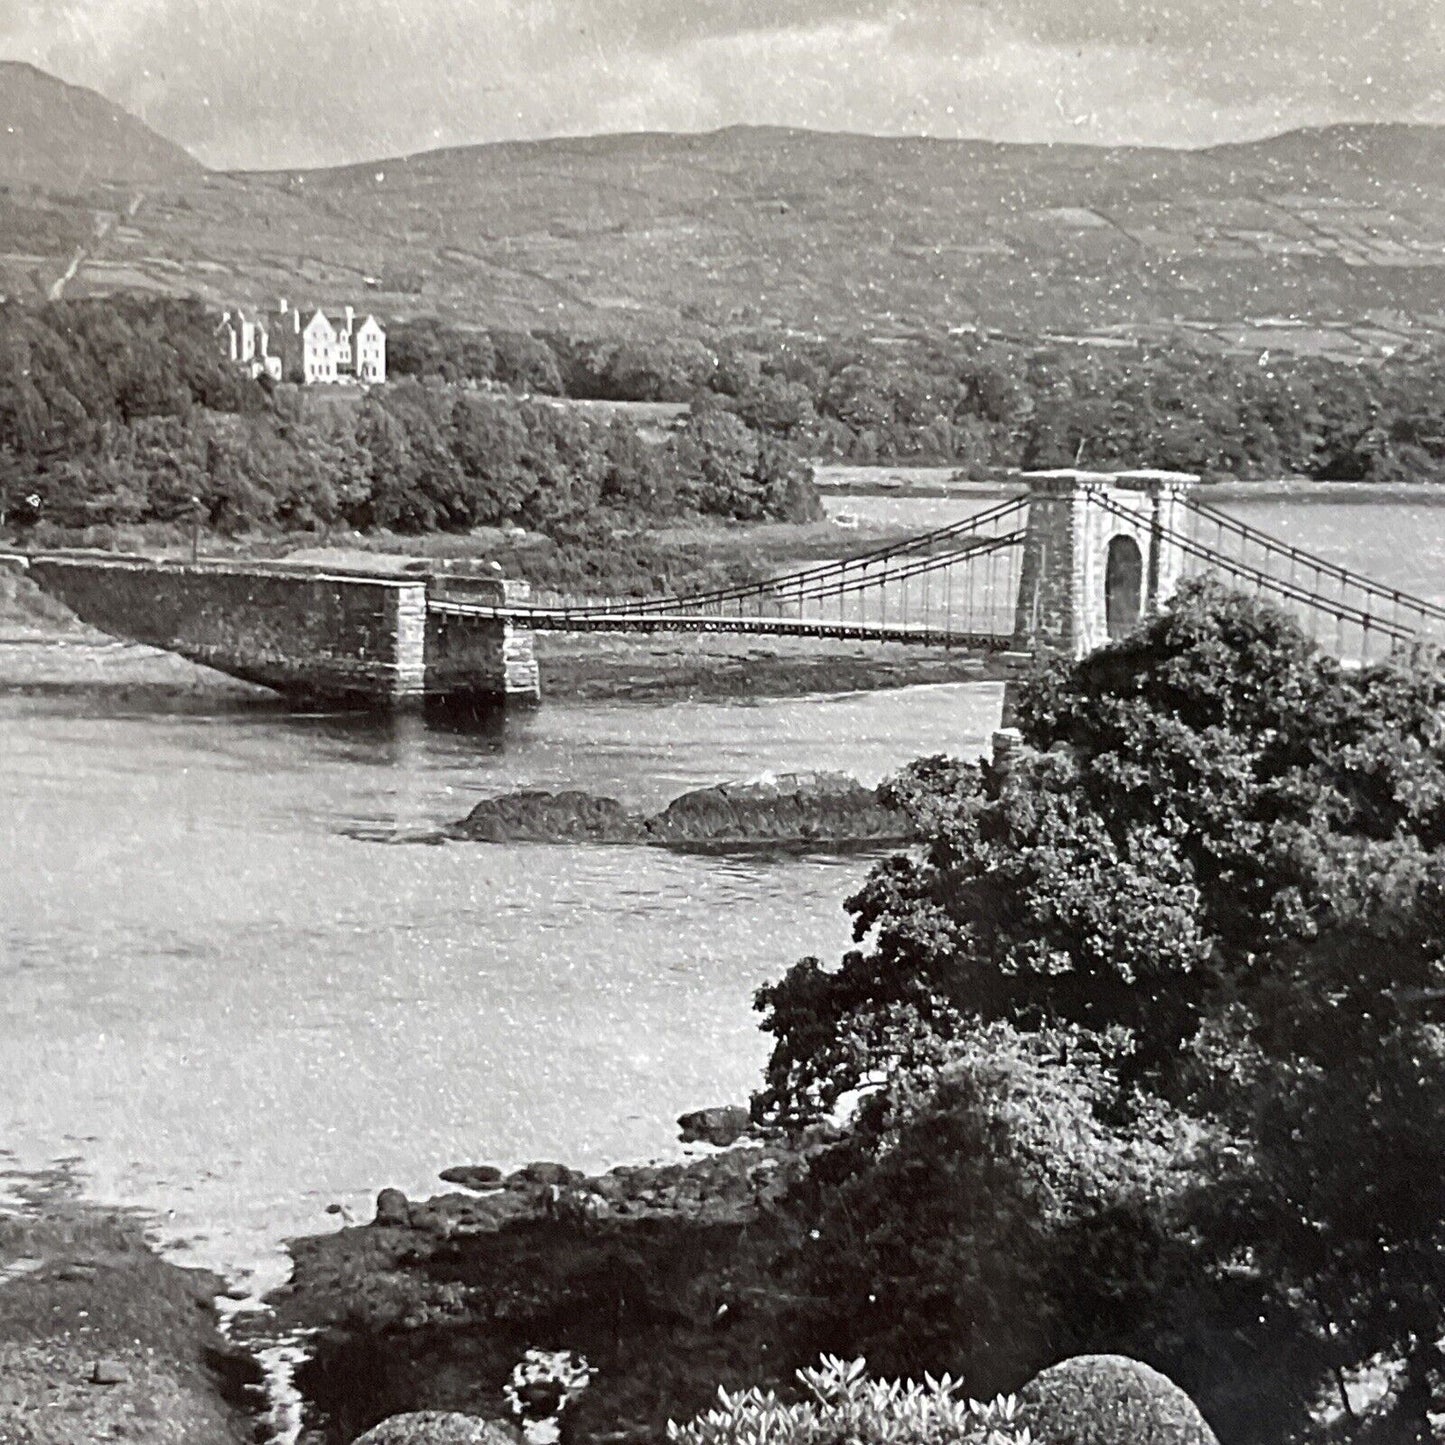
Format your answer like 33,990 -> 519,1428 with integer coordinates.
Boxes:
4,299 -> 1443,546
0,299 -> 819,537
393,318 -> 1445,483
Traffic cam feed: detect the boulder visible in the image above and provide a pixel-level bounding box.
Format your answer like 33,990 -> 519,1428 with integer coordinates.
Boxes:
374,1188 -> 413,1228
407,1202 -> 462,1238
354,1412 -> 520,1445
453,791 -> 642,843
678,1105 -> 752,1147
456,1191 -> 535,1231
587,1173 -> 631,1206
1018,1354 -> 1219,1445
439,1165 -> 504,1191
508,1162 -> 583,1189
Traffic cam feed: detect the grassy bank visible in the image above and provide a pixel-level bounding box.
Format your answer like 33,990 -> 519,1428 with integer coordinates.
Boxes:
0,1169 -> 261,1445
6,510 -> 910,589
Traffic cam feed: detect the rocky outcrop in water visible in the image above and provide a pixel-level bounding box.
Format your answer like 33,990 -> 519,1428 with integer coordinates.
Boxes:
449,772 -> 908,850
452,790 -> 642,843
647,772 -> 904,847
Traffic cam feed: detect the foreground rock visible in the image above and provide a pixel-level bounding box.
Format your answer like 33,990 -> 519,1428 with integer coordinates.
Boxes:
355,1412 -> 520,1444
439,1165 -> 505,1191
677,1105 -> 752,1147
0,1176 -> 260,1444
450,772 -> 909,850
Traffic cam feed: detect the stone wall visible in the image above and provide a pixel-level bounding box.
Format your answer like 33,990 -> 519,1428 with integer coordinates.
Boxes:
26,555 -> 541,707
27,556 -> 429,705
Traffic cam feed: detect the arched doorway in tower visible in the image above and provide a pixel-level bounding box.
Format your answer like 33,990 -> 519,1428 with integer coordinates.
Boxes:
1105,534 -> 1144,640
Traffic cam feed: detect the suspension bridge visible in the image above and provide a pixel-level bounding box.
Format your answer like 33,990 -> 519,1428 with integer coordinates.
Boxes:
436,494 -> 1032,650
432,470 -> 1445,674
19,470 -> 1444,707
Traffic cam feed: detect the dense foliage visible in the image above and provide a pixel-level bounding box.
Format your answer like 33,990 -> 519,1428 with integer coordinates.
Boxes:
390,317 -> 1445,481
0,300 -> 818,541
755,582 -> 1445,1443
6,298 -> 1442,549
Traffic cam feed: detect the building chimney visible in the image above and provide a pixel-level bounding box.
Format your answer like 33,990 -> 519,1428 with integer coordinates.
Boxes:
279,297 -> 288,315
293,308 -> 301,334
991,728 -> 1024,771
344,305 -> 354,333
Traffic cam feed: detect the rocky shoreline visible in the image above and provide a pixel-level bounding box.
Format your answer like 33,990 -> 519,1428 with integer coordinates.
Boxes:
240,1113 -> 831,1445
3,1119 -> 814,1445
447,772 -> 911,850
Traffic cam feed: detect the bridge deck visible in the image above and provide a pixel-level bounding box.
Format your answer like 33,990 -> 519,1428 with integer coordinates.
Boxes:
429,601 -> 1015,649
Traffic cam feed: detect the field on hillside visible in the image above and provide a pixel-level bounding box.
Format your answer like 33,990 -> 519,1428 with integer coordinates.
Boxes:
2,122 -> 1442,358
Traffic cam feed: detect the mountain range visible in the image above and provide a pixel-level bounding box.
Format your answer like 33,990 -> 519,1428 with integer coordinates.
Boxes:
0,62 -> 1441,357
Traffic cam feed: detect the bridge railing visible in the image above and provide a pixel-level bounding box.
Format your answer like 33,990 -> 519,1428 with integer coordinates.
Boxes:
1186,498 -> 1445,640
1098,493 -> 1441,666
452,496 -> 1031,644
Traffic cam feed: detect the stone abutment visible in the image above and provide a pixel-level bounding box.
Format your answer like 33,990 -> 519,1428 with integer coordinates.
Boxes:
24,555 -> 540,709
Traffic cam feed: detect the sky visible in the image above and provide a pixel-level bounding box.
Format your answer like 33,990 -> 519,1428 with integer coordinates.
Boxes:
2,0 -> 1442,170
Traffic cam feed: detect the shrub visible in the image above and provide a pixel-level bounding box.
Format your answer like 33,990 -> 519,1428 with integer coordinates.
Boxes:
1017,1356 -> 1217,1445
780,1024 -> 1191,1395
667,1355 -> 1032,1445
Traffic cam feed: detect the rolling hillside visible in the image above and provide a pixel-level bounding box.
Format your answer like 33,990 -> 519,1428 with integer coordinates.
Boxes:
0,63 -> 1440,356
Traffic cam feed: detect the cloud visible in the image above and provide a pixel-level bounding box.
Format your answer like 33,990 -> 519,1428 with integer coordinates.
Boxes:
2,0 -> 1441,168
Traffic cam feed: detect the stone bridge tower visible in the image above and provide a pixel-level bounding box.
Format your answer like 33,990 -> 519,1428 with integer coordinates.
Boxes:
1012,469 -> 1196,659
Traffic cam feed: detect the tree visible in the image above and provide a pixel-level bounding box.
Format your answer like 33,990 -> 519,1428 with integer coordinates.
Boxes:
490,331 -> 563,395
756,581 -> 1445,1440
786,1020 -> 1189,1394
668,406 -> 819,521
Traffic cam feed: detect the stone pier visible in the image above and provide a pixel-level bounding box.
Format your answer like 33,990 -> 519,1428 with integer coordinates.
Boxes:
420,565 -> 541,704
1012,469 -> 1195,659
25,554 -> 540,709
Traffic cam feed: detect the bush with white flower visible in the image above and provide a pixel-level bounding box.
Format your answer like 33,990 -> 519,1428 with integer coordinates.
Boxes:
667,1355 -> 1032,1445
504,1349 -> 596,1443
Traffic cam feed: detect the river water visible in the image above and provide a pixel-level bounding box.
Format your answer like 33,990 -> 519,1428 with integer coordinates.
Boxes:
0,679 -> 1006,1293
4,486 -> 1445,1298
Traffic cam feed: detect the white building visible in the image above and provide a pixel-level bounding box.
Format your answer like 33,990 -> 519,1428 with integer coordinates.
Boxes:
218,300 -> 386,385
302,310 -> 339,384
215,307 -> 283,382
353,315 -> 386,383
